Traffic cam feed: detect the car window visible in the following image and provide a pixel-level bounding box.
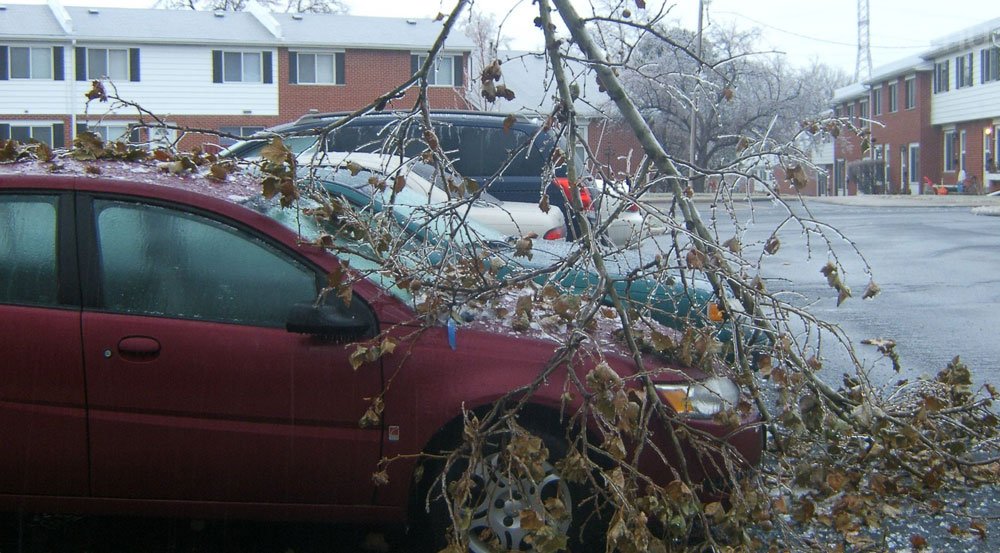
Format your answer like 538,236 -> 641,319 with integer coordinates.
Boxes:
0,194 -> 59,307
327,123 -> 424,157
224,135 -> 319,159
322,120 -> 560,179
93,199 -> 318,327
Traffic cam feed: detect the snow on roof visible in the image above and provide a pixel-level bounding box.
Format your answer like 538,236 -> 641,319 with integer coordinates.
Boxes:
0,4 -> 67,40
0,3 -> 472,51
272,12 -> 472,51
864,55 -> 932,84
832,82 -> 867,103
923,16 -> 1000,59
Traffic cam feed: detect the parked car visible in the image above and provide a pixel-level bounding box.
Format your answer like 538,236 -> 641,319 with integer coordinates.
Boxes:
0,159 -> 762,552
303,152 -> 566,240
592,177 -> 667,246
295,164 -> 735,337
223,110 -> 601,241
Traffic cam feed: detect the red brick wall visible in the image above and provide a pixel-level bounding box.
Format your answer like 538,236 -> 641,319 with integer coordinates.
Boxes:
276,48 -> 470,122
586,118 -> 644,180
869,74 -> 925,193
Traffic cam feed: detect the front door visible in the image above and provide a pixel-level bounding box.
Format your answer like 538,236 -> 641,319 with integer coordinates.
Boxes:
79,195 -> 382,505
908,144 -> 921,194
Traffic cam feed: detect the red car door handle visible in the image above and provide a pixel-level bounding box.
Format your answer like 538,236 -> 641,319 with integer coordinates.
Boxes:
117,336 -> 161,361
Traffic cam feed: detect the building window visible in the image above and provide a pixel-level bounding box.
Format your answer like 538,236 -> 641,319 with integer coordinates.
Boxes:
943,130 -> 957,172
211,50 -> 272,84
904,77 -> 916,109
411,54 -> 464,86
0,122 -> 64,147
888,82 -> 898,112
956,53 -> 973,88
77,122 -> 136,143
982,47 -> 1000,84
871,87 -> 882,116
289,51 -> 344,85
7,46 -> 52,79
933,60 -> 950,93
87,48 -> 128,80
226,52 -> 259,82
218,126 -> 265,147
74,47 -> 139,82
859,99 -> 869,127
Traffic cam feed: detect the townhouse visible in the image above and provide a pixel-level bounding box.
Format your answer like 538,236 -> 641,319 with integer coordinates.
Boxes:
830,18 -> 1000,195
0,1 -> 473,151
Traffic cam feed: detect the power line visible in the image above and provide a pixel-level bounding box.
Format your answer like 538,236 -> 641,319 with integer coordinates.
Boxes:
713,10 -> 933,51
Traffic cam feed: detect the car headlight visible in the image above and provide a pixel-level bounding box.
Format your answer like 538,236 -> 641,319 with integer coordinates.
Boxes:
655,377 -> 740,418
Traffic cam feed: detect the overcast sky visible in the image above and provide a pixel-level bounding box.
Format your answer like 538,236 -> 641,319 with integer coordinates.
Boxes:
19,0 -> 999,77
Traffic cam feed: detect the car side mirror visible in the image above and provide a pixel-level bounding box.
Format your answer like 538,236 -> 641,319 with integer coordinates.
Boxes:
286,302 -> 371,338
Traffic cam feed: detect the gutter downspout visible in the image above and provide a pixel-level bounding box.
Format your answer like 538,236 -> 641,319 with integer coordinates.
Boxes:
47,0 -> 75,143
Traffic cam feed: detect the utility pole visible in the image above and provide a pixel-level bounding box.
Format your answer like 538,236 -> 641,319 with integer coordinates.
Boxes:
688,0 -> 706,190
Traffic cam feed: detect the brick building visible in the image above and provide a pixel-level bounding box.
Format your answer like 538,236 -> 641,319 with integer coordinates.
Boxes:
831,18 -> 1000,195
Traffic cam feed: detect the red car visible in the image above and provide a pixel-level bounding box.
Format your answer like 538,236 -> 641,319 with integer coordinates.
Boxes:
0,161 -> 762,551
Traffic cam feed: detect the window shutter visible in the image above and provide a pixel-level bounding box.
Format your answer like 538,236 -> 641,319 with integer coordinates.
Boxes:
53,47 -> 64,81
52,123 -> 65,148
75,123 -> 88,137
288,51 -> 297,84
411,54 -> 419,76
129,48 -> 140,82
262,51 -> 273,84
75,47 -> 88,81
0,124 -> 9,140
130,127 -> 141,143
335,52 -> 345,85
212,50 -> 223,83
453,55 -> 463,87
0,46 -> 7,80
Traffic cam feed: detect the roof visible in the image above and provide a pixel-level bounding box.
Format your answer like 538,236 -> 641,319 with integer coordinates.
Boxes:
272,13 -> 472,51
864,55 -> 932,85
0,157 -> 262,203
923,17 -> 1000,59
0,2 -> 472,51
0,4 -> 67,40
831,83 -> 867,103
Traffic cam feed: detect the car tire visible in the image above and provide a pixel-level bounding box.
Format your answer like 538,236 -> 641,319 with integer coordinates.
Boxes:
424,424 -> 605,553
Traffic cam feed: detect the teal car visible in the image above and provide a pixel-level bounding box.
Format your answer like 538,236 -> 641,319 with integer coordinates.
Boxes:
256,159 -> 757,359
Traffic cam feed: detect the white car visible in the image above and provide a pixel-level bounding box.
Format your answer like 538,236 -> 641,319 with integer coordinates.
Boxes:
593,179 -> 667,247
301,152 -> 567,241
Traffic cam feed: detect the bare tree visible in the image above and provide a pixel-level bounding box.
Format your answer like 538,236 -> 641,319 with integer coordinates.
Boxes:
609,21 -> 847,190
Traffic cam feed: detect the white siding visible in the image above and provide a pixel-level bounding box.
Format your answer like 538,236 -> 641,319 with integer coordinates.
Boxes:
0,43 -> 73,116
70,44 -> 278,116
1,43 -> 277,117
930,46 -> 1000,125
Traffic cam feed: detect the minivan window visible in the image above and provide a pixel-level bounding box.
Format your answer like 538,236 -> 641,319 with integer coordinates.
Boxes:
323,120 -> 563,178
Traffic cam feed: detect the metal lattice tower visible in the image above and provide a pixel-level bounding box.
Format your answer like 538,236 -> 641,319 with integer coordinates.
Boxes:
855,0 -> 872,81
